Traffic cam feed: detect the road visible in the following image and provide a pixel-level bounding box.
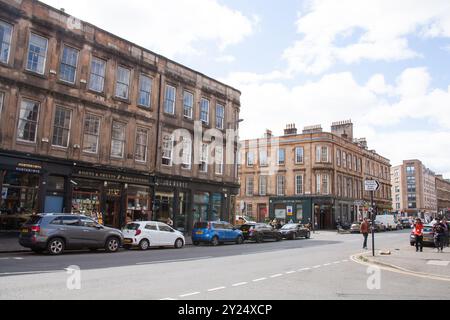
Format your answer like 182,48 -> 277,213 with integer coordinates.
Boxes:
0,230 -> 449,300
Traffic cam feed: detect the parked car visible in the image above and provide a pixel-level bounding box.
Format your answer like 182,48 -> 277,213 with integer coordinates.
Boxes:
192,221 -> 244,246
122,221 -> 185,250
19,214 -> 123,255
350,222 -> 362,234
240,223 -> 283,242
279,223 -> 310,240
371,221 -> 387,232
399,218 -> 412,229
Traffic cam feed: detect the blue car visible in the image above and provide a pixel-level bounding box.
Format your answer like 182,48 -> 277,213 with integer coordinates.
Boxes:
192,221 -> 244,246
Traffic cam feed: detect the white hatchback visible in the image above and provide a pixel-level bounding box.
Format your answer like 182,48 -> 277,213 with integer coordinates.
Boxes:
122,221 -> 185,250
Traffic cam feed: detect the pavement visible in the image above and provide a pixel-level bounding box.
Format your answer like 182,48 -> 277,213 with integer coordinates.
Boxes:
1,230 -> 449,300
357,245 -> 450,280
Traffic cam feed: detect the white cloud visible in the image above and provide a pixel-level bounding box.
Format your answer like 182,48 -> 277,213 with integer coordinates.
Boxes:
215,55 -> 236,63
41,0 -> 258,59
225,68 -> 450,175
283,0 -> 450,75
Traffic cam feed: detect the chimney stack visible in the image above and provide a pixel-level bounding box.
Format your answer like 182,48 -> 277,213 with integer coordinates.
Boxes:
331,120 -> 353,141
284,123 -> 298,135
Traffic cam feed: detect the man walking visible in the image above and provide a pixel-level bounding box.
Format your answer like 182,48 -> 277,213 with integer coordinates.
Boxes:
413,218 -> 424,252
433,218 -> 446,253
360,218 -> 370,250
442,217 -> 449,248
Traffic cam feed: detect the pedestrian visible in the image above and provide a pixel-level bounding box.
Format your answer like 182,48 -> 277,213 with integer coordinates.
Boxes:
413,218 -> 424,252
442,217 -> 449,248
167,217 -> 174,227
360,218 -> 370,250
433,218 -> 446,253
276,220 -> 282,230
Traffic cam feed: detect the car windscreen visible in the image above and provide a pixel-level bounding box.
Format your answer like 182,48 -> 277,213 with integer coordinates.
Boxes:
281,224 -> 297,230
124,223 -> 140,231
25,216 -> 42,225
194,222 -> 208,229
240,224 -> 255,231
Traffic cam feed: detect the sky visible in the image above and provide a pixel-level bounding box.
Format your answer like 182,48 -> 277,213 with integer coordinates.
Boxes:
41,0 -> 450,177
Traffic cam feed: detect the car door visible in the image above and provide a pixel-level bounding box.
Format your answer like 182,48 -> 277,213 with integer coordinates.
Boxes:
224,223 -> 236,241
144,222 -> 159,246
60,216 -> 84,248
213,222 -> 225,241
80,217 -> 105,247
157,223 -> 176,246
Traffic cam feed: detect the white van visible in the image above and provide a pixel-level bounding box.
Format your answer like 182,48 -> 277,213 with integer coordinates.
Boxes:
375,215 -> 397,231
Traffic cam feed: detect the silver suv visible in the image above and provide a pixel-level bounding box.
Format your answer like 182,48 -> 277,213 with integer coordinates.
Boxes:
19,214 -> 124,255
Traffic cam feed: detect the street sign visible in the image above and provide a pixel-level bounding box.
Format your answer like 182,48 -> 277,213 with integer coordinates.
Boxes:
287,206 -> 293,216
365,180 -> 380,192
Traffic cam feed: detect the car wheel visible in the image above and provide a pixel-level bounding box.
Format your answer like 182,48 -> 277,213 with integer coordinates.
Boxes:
47,238 -> 65,256
193,241 -> 200,246
139,239 -> 150,251
211,236 -> 219,247
174,238 -> 184,249
105,237 -> 120,253
236,236 -> 244,245
291,233 -> 297,240
256,234 -> 263,243
305,232 -> 311,239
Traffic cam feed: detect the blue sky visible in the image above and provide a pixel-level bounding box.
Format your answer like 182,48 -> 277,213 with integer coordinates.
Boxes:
41,0 -> 450,177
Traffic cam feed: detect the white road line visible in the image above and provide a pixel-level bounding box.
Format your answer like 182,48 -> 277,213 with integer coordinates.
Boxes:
179,292 -> 201,298
323,263 -> 331,266
0,270 -> 64,276
298,267 -> 311,272
160,298 -> 176,300
253,277 -> 267,282
208,287 -> 226,292
136,256 -> 213,265
312,265 -> 322,269
342,259 -> 349,263
232,282 -> 248,287
285,271 -> 296,274
333,261 -> 341,264
270,274 -> 283,278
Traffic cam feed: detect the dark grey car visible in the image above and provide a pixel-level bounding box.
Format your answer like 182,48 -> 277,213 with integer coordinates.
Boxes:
19,214 -> 124,255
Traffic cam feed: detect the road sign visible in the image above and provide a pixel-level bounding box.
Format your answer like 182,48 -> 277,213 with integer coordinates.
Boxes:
365,180 -> 380,192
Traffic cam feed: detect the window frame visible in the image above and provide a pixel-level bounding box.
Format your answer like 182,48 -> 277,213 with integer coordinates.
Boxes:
181,136 -> 192,170
183,91 -> 194,119
82,114 -> 101,154
0,20 -> 13,64
135,127 -> 149,163
215,145 -> 224,175
26,33 -> 48,75
278,149 -> 286,165
110,121 -> 126,159
17,98 -> 40,143
51,106 -> 72,148
161,134 -> 174,166
295,147 -> 304,164
295,174 -> 304,195
164,85 -> 176,115
277,175 -> 286,196
138,74 -> 153,108
200,98 -> 210,124
199,143 -> 209,173
115,65 -> 131,100
88,57 -> 107,93
216,104 -> 225,130
259,176 -> 267,196
59,44 -> 79,84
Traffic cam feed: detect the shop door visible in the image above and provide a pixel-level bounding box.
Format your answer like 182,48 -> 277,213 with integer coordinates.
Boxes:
44,196 -> 64,214
105,197 -> 121,228
257,205 -> 267,223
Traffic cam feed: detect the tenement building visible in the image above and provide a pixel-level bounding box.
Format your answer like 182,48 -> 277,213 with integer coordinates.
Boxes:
237,121 -> 392,230
435,175 -> 450,218
0,0 -> 241,233
391,160 -> 437,219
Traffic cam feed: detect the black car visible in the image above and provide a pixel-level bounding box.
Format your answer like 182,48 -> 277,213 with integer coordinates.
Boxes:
280,223 -> 311,240
239,223 -> 282,243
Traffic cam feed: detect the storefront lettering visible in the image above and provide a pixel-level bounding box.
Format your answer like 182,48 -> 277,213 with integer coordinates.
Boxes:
155,179 -> 189,189
16,163 -> 42,174
75,170 -> 148,185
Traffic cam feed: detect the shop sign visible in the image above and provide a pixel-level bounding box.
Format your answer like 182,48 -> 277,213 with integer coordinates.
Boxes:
75,170 -> 149,185
275,209 -> 286,219
155,178 -> 189,189
287,206 -> 294,216
16,163 -> 42,174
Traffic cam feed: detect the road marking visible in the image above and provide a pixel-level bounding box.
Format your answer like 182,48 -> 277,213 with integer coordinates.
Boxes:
179,292 -> 201,298
427,261 -> 450,266
253,277 -> 267,282
0,270 -> 65,277
270,274 -> 283,278
323,263 -> 331,266
160,298 -> 176,300
232,282 -> 248,287
298,268 -> 311,272
342,260 -> 349,263
312,265 -> 322,269
136,256 -> 213,265
333,261 -> 341,264
208,287 -> 226,292
285,271 -> 296,274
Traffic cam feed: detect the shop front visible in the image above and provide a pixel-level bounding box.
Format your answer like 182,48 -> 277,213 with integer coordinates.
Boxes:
153,176 -> 237,235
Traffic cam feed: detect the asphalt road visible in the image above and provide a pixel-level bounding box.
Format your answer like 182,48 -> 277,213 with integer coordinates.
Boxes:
0,230 -> 449,300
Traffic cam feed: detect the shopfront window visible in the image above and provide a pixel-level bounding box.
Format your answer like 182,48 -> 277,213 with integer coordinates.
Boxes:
193,192 -> 210,225
126,185 -> 150,222
0,171 -> 39,231
155,191 -> 174,224
211,193 -> 223,221
72,179 -> 101,221
176,192 -> 189,233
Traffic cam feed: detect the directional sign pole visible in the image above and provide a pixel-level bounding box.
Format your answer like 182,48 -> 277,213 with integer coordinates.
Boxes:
371,190 -> 375,257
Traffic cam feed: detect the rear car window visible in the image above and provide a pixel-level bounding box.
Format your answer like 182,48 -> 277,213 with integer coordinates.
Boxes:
158,224 -> 173,232
125,223 -> 140,231
145,224 -> 157,231
25,216 -> 43,225
194,222 -> 208,229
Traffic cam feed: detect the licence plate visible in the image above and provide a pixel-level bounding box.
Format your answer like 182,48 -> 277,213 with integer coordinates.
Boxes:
196,231 -> 203,235
21,229 -> 29,234
124,239 -> 132,244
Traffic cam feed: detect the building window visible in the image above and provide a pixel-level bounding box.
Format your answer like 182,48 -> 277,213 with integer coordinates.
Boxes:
358,158 -> 362,173
181,136 -> 192,170
164,85 -> 176,114
278,149 -> 286,165
0,92 -> 4,121
59,45 -> 79,83
347,153 -> 352,170
199,143 -> 208,172
216,104 -> 225,130
343,152 -> 347,168
316,174 -> 330,195
247,152 -> 255,166
246,204 -> 253,217
89,57 -> 106,92
259,150 -> 268,167
295,147 -> 304,164
295,175 -> 304,195
26,33 -> 48,74
52,107 -> 71,148
115,66 -> 130,99
200,98 -> 210,124
111,122 -> 126,158
246,177 -> 254,197
259,176 -> 267,196
0,21 -> 13,64
138,75 -> 152,108
277,175 -> 286,196
183,91 -> 193,119
406,166 -> 415,175
316,146 -> 329,163
336,149 -> 341,167
162,134 -> 173,166
83,114 -> 100,154
17,99 -> 39,142
353,156 -> 357,172
135,128 -> 148,163
215,145 -> 224,175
